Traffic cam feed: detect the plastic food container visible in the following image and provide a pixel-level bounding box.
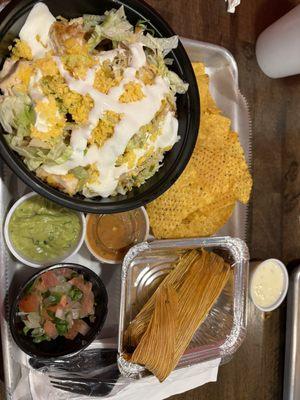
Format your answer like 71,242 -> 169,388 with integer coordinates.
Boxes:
118,236 -> 249,378
85,207 -> 150,265
9,263 -> 108,358
0,0 -> 200,214
4,192 -> 86,268
256,5 -> 300,78
249,259 -> 289,312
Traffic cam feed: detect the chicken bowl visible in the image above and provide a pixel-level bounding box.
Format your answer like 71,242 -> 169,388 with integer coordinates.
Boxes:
0,0 -> 200,213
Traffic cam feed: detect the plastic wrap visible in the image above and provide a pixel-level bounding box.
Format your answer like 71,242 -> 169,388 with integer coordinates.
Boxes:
26,348 -> 126,398
12,356 -> 221,400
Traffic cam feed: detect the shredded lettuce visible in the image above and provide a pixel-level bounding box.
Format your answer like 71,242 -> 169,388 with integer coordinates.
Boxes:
70,166 -> 89,190
0,93 -> 73,170
144,52 -> 166,77
47,142 -> 73,164
70,166 -> 88,181
0,94 -> 34,136
141,34 -> 178,57
87,6 -> 134,51
82,187 -> 96,198
166,70 -> 189,94
136,19 -> 155,35
85,7 -> 188,95
86,7 -> 178,56
116,151 -> 163,195
83,14 -> 104,30
5,141 -> 48,170
146,49 -> 188,94
6,136 -> 72,171
140,33 -> 188,93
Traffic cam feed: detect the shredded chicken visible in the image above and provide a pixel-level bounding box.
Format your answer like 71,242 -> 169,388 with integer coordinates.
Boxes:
0,59 -> 21,95
36,167 -> 78,196
49,19 -> 86,55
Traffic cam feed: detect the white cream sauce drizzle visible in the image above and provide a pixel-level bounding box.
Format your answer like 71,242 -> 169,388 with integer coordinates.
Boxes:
43,45 -> 173,197
155,112 -> 179,150
19,3 -> 56,59
28,70 -> 44,102
34,98 -> 50,132
29,70 -> 53,134
130,112 -> 179,171
128,43 -> 146,69
97,49 -> 121,64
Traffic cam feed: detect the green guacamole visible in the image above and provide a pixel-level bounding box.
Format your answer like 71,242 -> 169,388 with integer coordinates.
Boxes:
9,196 -> 81,263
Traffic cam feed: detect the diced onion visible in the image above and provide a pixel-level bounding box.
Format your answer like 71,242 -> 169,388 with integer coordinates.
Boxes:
71,309 -> 80,319
50,283 -> 71,293
25,312 -> 42,328
77,320 -> 90,335
55,307 -> 64,319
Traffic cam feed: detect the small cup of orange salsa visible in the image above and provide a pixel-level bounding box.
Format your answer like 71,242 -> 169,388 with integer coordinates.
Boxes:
85,207 -> 149,264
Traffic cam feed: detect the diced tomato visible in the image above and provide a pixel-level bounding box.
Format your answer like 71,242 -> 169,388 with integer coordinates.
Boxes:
47,305 -> 58,313
69,276 -> 86,292
85,281 -> 92,293
19,294 -> 40,313
70,276 -> 93,297
59,295 -> 68,308
44,320 -> 58,339
64,321 -> 78,340
41,271 -> 60,288
34,278 -> 46,292
80,291 -> 94,318
64,320 -> 90,340
41,307 -> 52,321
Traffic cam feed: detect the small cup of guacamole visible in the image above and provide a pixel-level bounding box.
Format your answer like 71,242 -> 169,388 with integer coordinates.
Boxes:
4,193 -> 86,267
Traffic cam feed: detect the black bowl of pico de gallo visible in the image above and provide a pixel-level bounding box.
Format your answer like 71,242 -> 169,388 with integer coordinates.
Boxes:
10,263 -> 108,358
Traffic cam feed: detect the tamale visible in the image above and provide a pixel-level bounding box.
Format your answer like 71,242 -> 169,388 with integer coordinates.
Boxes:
131,284 -> 178,382
172,251 -> 231,366
125,250 -> 200,348
127,249 -> 231,381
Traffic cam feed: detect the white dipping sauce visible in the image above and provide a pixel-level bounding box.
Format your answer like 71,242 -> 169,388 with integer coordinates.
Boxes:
250,260 -> 285,308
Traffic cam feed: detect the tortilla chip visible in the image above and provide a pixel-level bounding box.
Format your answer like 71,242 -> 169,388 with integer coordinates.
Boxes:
193,62 -> 220,114
168,203 -> 235,238
146,62 -> 252,239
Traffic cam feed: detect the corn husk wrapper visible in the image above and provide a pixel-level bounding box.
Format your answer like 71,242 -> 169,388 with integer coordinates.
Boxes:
127,250 -> 231,381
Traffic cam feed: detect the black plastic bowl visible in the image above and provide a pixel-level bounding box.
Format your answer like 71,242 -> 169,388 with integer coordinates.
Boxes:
9,263 -> 108,358
0,0 -> 200,214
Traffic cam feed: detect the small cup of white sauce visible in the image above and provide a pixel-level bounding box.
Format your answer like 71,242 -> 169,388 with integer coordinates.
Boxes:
250,259 -> 289,312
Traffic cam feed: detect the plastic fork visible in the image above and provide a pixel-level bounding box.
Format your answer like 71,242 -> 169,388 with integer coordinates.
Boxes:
29,348 -> 121,396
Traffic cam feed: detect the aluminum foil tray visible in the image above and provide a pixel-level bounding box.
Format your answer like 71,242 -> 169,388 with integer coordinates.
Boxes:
118,237 -> 249,378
